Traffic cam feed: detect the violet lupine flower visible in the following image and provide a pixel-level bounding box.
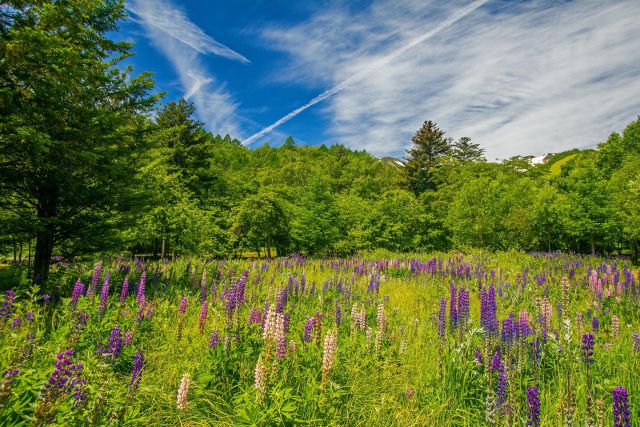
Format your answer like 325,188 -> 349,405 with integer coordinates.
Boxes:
98,271 -> 110,314
10,317 -> 21,329
517,310 -> 530,340
526,386 -> 540,427
44,350 -> 86,402
438,297 -> 446,339
87,262 -> 102,298
474,347 -> 484,365
1,290 -> 16,321
72,310 -> 89,337
303,316 -> 316,343
497,363 -> 507,407
592,316 -> 600,333
199,301 -> 208,333
283,312 -> 291,333
200,269 -> 207,303
491,349 -> 502,371
42,294 -> 51,303
119,275 -> 129,306
248,308 -> 261,325
71,279 -> 84,308
26,312 -> 34,322
236,270 -> 247,306
582,333 -> 595,364
529,340 -> 541,366
130,348 -> 144,391
449,283 -> 458,329
276,331 -> 287,359
501,313 -> 515,345
480,285 -> 498,337
336,306 -> 341,328
457,287 -> 470,325
136,272 -> 146,306
179,297 -> 188,315
633,332 -> 640,352
209,330 -> 220,349
124,331 -> 133,345
612,386 -> 631,427
135,302 -> 146,324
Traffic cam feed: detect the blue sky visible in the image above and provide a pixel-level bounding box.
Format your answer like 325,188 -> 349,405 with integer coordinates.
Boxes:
122,0 -> 640,159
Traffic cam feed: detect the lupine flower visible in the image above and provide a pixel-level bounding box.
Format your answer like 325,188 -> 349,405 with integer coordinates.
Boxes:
42,294 -> 51,303
633,332 -> 640,352
44,350 -> 86,402
612,315 -> 620,340
10,317 -> 21,329
377,303 -> 387,332
179,296 -> 188,315
526,386 -> 540,427
303,316 -> 316,343
612,386 -> 630,427
199,301 -> 208,333
26,311 -> 34,322
1,290 -> 16,321
136,272 -> 146,306
87,262 -> 102,298
124,331 -> 134,345
176,374 -> 191,410
474,347 -> 484,365
130,348 -> 144,391
501,313 -> 515,345
119,275 -> 129,306
582,333 -> 595,364
321,329 -> 338,386
335,306 -> 341,328
248,308 -> 261,325
491,349 -> 502,371
254,354 -> 269,403
71,280 -> 84,308
108,325 -> 123,362
497,363 -> 507,407
200,269 -> 207,303
438,297 -> 446,338
592,316 -> 599,333
0,369 -> 19,402
98,271 -> 110,314
209,330 -> 220,349
449,283 -> 458,329
71,310 -> 89,338
457,287 -> 470,326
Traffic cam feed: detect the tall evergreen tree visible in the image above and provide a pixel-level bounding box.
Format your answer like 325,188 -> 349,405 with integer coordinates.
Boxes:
404,120 -> 451,194
0,0 -> 157,287
452,136 -> 486,164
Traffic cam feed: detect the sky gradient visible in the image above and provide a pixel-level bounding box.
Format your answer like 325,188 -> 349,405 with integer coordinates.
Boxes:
122,0 -> 640,159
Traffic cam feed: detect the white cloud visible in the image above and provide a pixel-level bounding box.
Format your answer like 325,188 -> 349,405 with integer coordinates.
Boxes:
261,0 -> 640,158
127,0 -> 247,137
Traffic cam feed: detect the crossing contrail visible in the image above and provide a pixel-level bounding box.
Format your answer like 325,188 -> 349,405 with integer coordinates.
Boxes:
243,0 -> 490,145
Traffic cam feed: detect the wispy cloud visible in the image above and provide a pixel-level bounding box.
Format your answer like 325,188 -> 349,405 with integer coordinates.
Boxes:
127,0 -> 247,136
260,0 -> 640,158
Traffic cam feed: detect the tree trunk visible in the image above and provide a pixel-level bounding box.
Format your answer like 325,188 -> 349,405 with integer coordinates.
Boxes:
632,239 -> 639,263
34,228 -> 54,286
267,240 -> 272,258
590,235 -> 596,256
160,236 -> 166,260
547,231 -> 551,253
152,238 -> 158,259
27,239 -> 32,279
12,238 -> 16,263
18,241 -> 23,266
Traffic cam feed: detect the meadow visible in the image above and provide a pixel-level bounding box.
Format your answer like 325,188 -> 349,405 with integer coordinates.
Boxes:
0,251 -> 637,426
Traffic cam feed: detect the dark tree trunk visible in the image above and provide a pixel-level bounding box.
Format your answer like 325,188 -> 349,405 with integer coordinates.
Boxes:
12,238 -> 16,263
18,241 -> 23,265
34,189 -> 57,288
161,237 -> 166,260
27,239 -> 32,279
590,235 -> 596,256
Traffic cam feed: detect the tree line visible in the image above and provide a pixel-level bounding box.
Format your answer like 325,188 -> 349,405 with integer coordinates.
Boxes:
1,1 -> 639,285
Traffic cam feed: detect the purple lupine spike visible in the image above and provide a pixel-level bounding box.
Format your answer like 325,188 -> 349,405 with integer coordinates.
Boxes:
283,312 -> 291,334
449,283 -> 458,329
592,316 -> 599,333
474,347 -> 484,365
199,301 -> 208,333
71,279 -> 84,308
335,306 -> 341,328
10,317 -> 21,329
44,350 -> 86,402
72,310 -> 89,337
130,348 -> 144,391
497,363 -> 507,407
87,262 -> 102,298
612,386 -> 631,427
98,271 -> 110,314
582,333 -> 595,364
491,349 -> 502,371
526,386 -> 540,427
136,272 -> 146,306
501,313 -> 515,345
303,317 -> 316,343
438,297 -> 446,338
1,290 -> 16,321
179,297 -> 188,315
209,330 -> 220,349
119,275 -> 129,306
633,332 -> 640,352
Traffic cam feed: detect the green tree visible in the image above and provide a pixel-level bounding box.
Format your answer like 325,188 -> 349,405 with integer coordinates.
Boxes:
0,0 -> 157,286
365,190 -> 424,252
404,120 -> 451,195
451,136 -> 486,164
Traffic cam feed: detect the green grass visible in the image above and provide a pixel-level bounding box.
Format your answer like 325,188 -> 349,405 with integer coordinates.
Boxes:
548,153 -> 578,176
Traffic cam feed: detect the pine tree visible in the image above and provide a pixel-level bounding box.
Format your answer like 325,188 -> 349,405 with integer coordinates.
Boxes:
404,120 -> 451,194
452,137 -> 486,164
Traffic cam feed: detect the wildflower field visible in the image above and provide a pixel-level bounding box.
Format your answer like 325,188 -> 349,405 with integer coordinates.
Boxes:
0,252 -> 638,426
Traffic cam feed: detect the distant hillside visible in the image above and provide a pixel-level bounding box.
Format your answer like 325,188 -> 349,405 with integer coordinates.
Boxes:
380,156 -> 405,168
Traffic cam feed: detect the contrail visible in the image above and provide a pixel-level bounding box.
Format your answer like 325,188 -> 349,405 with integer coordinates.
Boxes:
243,0 -> 490,145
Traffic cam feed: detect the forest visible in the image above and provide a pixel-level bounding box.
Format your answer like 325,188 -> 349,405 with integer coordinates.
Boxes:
1,1 -> 639,287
